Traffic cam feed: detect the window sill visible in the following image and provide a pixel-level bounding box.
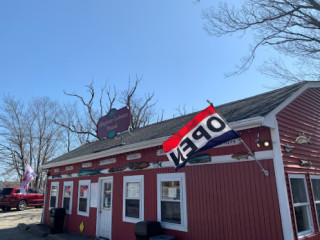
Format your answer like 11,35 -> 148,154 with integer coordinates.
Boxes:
123,217 -> 143,224
77,211 -> 89,217
298,230 -> 314,239
160,222 -> 188,232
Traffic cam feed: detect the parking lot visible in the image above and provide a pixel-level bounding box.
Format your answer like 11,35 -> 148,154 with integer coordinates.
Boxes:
0,208 -> 43,240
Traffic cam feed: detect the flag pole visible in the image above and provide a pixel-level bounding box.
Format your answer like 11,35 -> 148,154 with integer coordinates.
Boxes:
239,138 -> 269,176
206,100 -> 269,176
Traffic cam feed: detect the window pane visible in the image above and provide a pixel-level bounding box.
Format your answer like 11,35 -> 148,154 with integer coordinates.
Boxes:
162,181 -> 180,200
161,201 -> 181,224
1,188 -> 13,194
64,186 -> 71,197
316,204 -> 320,227
126,182 -> 140,199
312,179 -> 320,201
125,199 -> 140,218
27,189 -> 34,193
80,185 -> 89,197
103,183 -> 112,209
290,178 -> 307,203
79,198 -> 87,212
295,206 -> 311,233
63,198 -> 70,211
51,186 -> 58,196
50,196 -> 56,208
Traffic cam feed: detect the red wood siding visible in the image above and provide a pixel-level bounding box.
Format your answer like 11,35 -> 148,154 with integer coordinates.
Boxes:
44,127 -> 283,240
277,87 -> 320,240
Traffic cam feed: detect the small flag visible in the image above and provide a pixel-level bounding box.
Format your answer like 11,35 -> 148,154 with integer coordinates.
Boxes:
20,164 -> 37,195
162,105 -> 239,170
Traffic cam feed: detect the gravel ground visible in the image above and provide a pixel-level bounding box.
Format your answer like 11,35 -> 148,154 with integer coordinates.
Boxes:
0,207 -> 43,240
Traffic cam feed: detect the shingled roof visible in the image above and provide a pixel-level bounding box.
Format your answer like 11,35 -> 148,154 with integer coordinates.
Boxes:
47,81 -> 309,165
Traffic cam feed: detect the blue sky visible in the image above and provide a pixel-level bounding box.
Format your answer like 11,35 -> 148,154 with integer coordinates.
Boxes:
0,0 -> 282,119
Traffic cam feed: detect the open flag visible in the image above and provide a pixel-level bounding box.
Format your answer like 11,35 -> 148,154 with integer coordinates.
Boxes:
20,164 -> 37,195
162,105 -> 239,170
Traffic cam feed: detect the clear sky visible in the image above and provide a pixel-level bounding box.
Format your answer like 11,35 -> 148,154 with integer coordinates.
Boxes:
0,0 -> 282,119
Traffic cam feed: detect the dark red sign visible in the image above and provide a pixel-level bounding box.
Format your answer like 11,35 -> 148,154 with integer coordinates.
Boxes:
97,107 -> 131,139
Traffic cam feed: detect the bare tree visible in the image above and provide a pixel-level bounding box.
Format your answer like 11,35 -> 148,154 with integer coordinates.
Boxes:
203,0 -> 320,83
28,97 -> 62,187
0,96 -> 62,188
120,76 -> 156,129
0,96 -> 27,182
55,76 -> 157,142
55,81 -> 117,141
56,103 -> 91,150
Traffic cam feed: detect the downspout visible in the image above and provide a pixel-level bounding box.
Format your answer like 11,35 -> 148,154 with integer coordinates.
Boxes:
270,119 -> 294,240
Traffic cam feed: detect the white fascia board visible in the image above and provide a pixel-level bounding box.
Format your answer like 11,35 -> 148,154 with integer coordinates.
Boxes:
229,116 -> 264,131
264,82 -> 320,128
42,136 -> 170,169
42,117 -> 264,169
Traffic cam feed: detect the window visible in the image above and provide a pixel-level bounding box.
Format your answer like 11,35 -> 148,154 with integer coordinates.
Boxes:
2,188 -> 13,194
63,181 -> 73,215
123,175 -> 144,223
27,189 -> 35,193
36,189 -> 44,194
289,174 -> 314,238
49,182 -> 59,209
77,180 -> 91,216
311,175 -> 320,230
157,173 -> 187,232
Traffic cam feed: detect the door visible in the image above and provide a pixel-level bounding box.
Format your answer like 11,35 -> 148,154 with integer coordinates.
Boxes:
98,178 -> 113,239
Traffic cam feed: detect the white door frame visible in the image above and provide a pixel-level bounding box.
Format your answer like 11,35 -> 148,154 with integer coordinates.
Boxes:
96,176 -> 113,239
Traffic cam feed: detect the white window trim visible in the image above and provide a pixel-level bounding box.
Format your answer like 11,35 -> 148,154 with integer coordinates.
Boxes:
49,182 -> 59,210
289,174 -> 314,238
157,172 -> 188,232
123,175 -> 144,223
62,181 -> 73,215
310,175 -> 320,230
77,180 -> 91,217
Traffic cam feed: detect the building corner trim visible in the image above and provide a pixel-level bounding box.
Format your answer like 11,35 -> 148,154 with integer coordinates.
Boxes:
271,120 -> 294,240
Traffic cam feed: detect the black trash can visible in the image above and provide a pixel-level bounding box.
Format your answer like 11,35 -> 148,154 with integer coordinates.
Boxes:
134,221 -> 162,240
49,208 -> 66,234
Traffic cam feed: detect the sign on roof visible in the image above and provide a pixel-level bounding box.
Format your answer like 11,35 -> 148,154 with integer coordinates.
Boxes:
97,107 -> 131,139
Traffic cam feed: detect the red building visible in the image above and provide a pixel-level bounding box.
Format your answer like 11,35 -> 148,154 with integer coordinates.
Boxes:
42,81 -> 320,240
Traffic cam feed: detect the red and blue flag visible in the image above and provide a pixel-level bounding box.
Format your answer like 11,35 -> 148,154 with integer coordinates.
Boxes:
162,105 -> 239,170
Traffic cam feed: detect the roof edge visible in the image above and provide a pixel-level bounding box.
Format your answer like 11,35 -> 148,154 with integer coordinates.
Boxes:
42,136 -> 170,169
42,116 -> 264,169
264,81 -> 320,127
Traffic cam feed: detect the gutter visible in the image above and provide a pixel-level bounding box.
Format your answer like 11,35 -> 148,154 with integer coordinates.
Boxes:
42,116 -> 265,169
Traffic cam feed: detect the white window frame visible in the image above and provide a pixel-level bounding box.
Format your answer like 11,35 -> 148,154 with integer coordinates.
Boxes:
49,182 -> 59,210
289,174 -> 314,238
123,175 -> 144,223
310,175 -> 320,230
77,180 -> 91,217
157,173 -> 187,232
62,181 -> 73,215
